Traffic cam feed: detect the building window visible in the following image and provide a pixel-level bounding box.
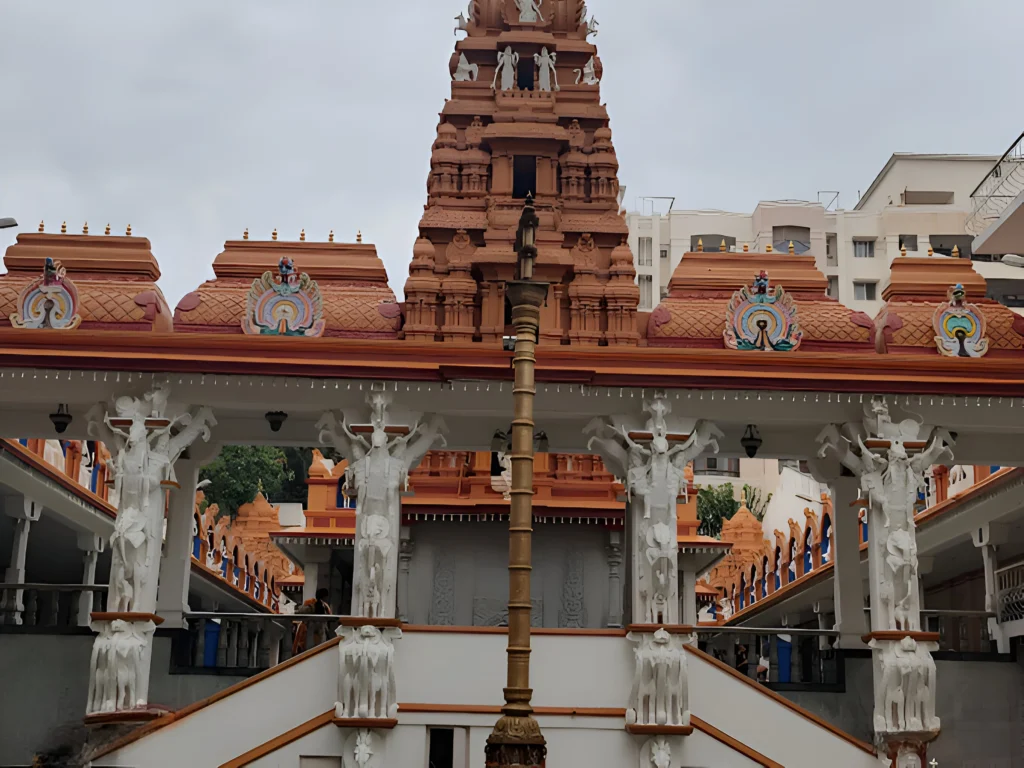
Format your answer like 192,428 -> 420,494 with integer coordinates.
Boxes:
638,275 -> 653,310
826,234 -> 838,266
638,237 -> 653,267
660,248 -> 669,260
930,235 -> 973,259
512,156 -> 537,199
772,226 -> 811,254
899,235 -> 918,252
854,281 -> 877,302
428,728 -> 455,768
827,276 -> 838,298
853,240 -> 875,259
902,190 -> 954,206
691,235 -> 736,252
693,457 -> 740,477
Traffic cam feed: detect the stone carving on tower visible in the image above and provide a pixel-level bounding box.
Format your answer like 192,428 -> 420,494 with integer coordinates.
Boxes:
626,628 -> 690,729
724,270 -> 803,351
318,393 -> 447,620
817,397 -> 951,758
586,396 -> 723,625
10,256 -> 82,330
243,255 -> 326,337
336,624 -> 402,721
933,282 -> 989,357
85,385 -> 216,717
404,0 -> 637,346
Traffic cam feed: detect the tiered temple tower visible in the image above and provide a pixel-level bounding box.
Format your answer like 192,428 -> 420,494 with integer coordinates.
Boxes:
403,0 -> 639,347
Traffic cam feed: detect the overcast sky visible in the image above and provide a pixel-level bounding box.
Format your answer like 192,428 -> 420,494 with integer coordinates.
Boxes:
2,0 -> 1023,307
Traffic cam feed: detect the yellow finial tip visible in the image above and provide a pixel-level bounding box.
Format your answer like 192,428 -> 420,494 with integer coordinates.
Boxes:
788,240 -> 795,254
126,224 -> 132,236
60,221 -> 67,234
953,245 -> 961,257
928,246 -> 934,256
743,243 -> 749,253
104,223 -> 111,235
83,222 -> 89,235
901,244 -> 907,257
766,243 -> 773,253
272,228 -> 278,241
38,221 -> 44,233
357,230 -> 363,244
697,238 -> 704,252
243,228 -> 249,240
329,230 -> 335,243
720,239 -> 727,252
300,229 -> 306,242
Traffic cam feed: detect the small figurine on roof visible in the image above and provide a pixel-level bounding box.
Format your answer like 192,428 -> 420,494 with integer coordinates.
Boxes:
752,270 -> 770,296
276,256 -> 301,293
43,256 -> 67,286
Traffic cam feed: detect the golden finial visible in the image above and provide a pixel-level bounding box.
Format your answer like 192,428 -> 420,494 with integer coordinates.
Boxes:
766,243 -> 773,253
300,229 -> 306,242
329,230 -> 335,243
743,243 -> 749,253
272,228 -> 278,241
357,230 -> 363,244
901,244 -> 907,258
928,245 -> 934,257
104,223 -> 111,235
720,239 -> 727,253
60,221 -> 67,234
697,238 -> 704,252
82,222 -> 89,235
953,245 -> 961,258
243,228 -> 249,240
38,221 -> 44,233
126,224 -> 132,236
788,241 -> 795,255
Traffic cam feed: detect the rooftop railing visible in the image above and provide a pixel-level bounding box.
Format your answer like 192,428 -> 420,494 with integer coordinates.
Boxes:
996,562 -> 1024,623
968,131 -> 1024,236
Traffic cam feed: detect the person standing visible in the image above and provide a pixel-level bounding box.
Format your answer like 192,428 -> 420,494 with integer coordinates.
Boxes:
292,588 -> 332,655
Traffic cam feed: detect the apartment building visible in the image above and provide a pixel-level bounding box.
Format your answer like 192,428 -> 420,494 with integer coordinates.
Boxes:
627,154 -> 998,315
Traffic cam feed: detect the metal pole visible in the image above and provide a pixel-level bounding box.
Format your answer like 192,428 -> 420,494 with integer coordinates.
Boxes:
486,203 -> 548,768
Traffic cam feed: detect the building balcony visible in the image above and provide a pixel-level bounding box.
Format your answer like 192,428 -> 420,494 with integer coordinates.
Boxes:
969,131 -> 1024,255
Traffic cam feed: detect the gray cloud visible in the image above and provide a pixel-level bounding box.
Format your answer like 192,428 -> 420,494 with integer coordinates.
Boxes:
2,0 -> 1023,307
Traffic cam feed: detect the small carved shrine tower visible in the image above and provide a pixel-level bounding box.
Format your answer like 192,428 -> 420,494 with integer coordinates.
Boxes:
403,0 -> 639,347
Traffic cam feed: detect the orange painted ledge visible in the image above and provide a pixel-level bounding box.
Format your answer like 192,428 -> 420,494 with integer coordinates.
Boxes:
220,709 -> 334,768
333,717 -> 397,729
690,715 -> 784,768
84,708 -> 169,727
625,723 -> 694,736
90,611 -> 165,626
863,631 -> 941,644
625,623 -> 696,635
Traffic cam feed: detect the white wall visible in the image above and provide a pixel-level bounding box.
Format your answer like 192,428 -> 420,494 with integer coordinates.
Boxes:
95,629 -> 879,768
761,467 -> 825,542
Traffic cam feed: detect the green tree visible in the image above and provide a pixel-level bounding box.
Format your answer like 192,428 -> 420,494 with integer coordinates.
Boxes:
743,483 -> 772,522
277,446 -> 341,504
696,482 -> 740,539
199,445 -> 292,520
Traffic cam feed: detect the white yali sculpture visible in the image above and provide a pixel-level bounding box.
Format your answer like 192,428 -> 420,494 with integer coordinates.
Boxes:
454,1 -> 473,34
574,56 -> 599,85
319,393 -> 446,620
626,628 -> 690,728
492,46 -> 519,91
85,386 -> 216,715
817,397 -> 949,744
342,727 -> 386,768
515,0 -> 544,23
336,624 -> 402,721
639,736 -> 675,768
535,47 -> 559,92
587,397 -> 723,625
453,52 -> 479,82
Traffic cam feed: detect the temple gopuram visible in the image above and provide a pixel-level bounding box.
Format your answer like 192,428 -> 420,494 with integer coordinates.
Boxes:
1,2 -> 1024,768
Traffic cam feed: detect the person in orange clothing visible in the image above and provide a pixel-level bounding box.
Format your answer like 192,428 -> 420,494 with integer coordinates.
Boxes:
292,588 -> 332,655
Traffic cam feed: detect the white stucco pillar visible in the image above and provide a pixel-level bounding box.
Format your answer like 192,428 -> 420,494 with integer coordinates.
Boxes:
2,497 -> 42,625
156,460 -> 202,629
77,533 -> 106,627
973,523 -> 1009,653
606,529 -> 623,628
830,477 -> 868,648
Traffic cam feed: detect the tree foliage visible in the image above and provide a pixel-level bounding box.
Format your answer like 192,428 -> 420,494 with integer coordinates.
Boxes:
696,482 -> 740,539
743,483 -> 772,522
277,446 -> 341,504
199,445 -> 292,519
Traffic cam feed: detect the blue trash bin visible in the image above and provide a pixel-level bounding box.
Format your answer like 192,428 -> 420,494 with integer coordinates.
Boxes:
203,620 -> 221,667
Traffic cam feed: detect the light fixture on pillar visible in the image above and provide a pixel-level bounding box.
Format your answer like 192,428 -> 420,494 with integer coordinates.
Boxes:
265,411 -> 288,433
50,403 -> 72,434
485,194 -> 548,768
741,424 -> 762,458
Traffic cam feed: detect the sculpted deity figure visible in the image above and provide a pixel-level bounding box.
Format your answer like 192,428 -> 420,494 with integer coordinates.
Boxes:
574,56 -> 599,85
515,0 -> 544,23
587,398 -> 723,625
492,46 -> 519,91
319,394 -> 446,620
453,52 -> 479,82
626,628 -> 690,728
534,47 -> 559,92
336,624 -> 401,720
